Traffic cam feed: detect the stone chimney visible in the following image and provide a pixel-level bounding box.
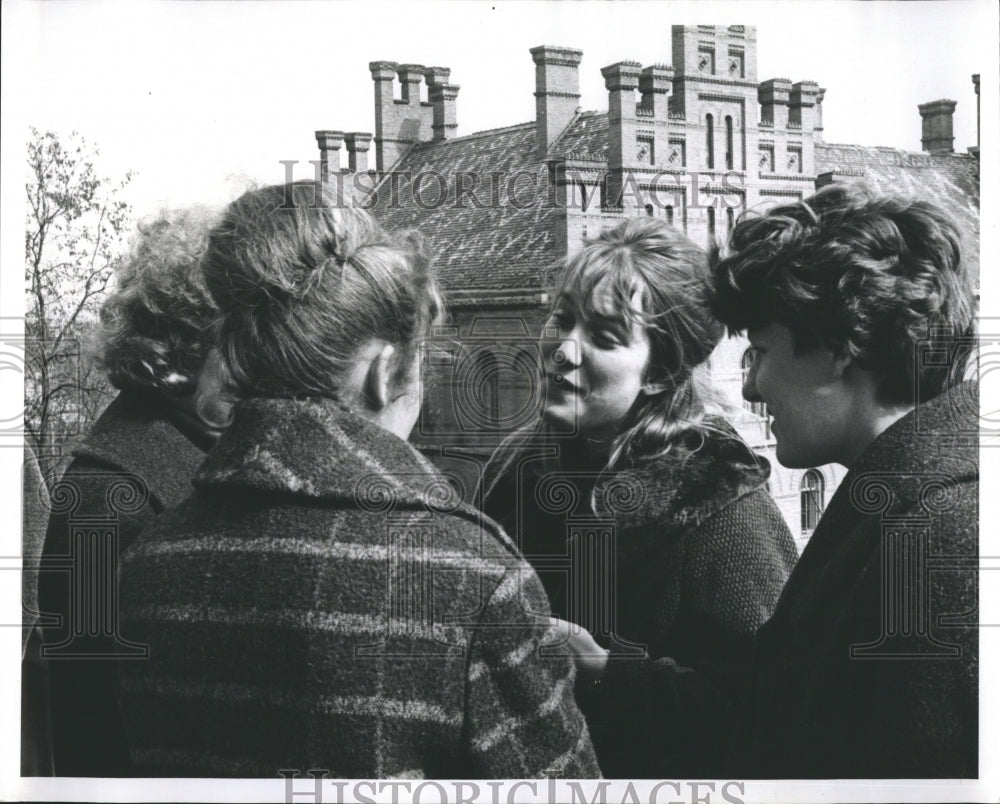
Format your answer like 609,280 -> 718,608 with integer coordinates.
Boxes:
759,78 -> 792,129
315,130 -> 345,181
602,61 -> 643,208
919,99 -> 957,154
425,66 -> 459,141
344,132 -> 372,172
814,87 -> 826,142
639,65 -> 673,172
789,82 -> 820,131
369,61 -> 435,172
530,45 -> 583,157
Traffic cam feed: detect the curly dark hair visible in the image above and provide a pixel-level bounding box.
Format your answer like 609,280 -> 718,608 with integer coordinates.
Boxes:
709,182 -> 976,405
95,206 -> 220,395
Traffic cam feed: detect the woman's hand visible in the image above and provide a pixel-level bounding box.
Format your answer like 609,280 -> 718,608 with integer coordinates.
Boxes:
546,617 -> 609,684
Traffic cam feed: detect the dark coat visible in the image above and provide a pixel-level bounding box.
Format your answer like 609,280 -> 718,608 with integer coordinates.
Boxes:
480,419 -> 799,776
583,382 -> 979,778
37,389 -> 213,776
22,446 -> 53,776
116,398 -> 600,779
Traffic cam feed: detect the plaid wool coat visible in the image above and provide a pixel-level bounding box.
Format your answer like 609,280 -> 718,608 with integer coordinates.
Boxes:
117,397 -> 600,778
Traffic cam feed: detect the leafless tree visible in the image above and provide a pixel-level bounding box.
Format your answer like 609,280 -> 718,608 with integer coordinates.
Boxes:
24,129 -> 133,485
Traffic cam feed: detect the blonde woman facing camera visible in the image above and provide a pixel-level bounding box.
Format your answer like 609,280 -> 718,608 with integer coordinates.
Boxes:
480,217 -> 797,777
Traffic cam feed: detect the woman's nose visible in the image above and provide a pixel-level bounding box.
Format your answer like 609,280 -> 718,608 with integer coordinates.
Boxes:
550,334 -> 581,370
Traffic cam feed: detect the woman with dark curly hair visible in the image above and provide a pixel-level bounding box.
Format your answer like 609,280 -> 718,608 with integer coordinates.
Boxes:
560,183 -> 979,779
479,217 -> 798,777
115,182 -> 599,778
38,205 -> 221,776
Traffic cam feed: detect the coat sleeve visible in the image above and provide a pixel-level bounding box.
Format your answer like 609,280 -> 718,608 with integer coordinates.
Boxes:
576,650 -> 741,778
462,561 -> 601,778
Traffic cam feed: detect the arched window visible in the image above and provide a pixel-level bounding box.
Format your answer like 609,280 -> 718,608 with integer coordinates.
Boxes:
800,470 -> 825,534
707,207 -> 716,246
645,203 -> 654,217
740,347 -> 769,437
725,115 -> 734,170
706,114 -> 715,170
726,206 -> 735,233
665,205 -> 674,227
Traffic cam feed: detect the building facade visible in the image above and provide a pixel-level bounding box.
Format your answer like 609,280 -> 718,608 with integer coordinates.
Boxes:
314,24 -> 980,547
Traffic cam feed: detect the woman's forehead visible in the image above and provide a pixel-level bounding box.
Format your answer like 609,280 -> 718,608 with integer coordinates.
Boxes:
560,271 -> 644,319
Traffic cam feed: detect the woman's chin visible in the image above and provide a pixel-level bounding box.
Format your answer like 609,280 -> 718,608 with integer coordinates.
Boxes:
541,404 -> 579,433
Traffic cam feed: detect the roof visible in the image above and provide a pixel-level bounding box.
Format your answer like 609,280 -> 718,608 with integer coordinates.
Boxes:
552,111 -> 609,162
373,115 -> 980,295
371,122 -> 560,295
815,142 -> 980,283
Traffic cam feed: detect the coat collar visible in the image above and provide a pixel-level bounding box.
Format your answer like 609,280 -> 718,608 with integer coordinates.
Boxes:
780,381 -> 978,611
73,389 -> 213,510
195,397 -> 498,524
487,417 -> 771,531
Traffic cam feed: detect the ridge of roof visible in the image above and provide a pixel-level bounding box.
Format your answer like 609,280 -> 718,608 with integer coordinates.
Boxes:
818,141 -> 977,160
413,120 -> 537,147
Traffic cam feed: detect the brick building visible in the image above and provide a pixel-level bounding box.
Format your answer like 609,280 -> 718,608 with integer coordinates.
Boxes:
314,24 -> 980,548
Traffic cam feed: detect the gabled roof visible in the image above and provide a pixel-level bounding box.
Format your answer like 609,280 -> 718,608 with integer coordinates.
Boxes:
815,142 -> 980,283
371,122 -> 559,295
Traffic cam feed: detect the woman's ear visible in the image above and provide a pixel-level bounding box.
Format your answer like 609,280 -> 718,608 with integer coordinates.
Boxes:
363,343 -> 397,411
194,348 -> 238,431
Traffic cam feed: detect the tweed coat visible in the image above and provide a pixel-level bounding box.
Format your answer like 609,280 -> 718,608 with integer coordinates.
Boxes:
116,397 -> 600,778
480,419 -> 798,776
581,382 -> 979,778
37,389 -> 214,776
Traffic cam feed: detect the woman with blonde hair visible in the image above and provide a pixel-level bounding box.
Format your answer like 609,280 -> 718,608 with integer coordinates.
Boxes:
480,216 -> 797,777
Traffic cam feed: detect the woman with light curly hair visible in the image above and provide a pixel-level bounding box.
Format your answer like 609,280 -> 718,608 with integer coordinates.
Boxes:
38,205 -> 221,776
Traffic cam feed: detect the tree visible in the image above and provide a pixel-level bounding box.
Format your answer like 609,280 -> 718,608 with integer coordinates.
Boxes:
24,129 -> 134,486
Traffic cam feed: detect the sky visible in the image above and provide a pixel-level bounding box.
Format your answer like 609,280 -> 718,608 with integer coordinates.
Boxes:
2,0 -> 995,221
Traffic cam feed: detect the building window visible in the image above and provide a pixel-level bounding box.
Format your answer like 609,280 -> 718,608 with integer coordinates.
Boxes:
728,47 -> 745,78
665,205 -> 674,227
645,204 -> 654,217
800,470 -> 825,534
787,145 -> 802,174
637,136 -> 654,166
725,115 -> 734,170
706,114 -> 715,169
740,347 -> 769,435
707,207 -> 716,246
698,45 -> 715,74
726,206 -> 735,234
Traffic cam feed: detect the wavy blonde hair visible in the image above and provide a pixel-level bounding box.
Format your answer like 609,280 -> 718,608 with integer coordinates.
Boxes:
552,217 -> 730,473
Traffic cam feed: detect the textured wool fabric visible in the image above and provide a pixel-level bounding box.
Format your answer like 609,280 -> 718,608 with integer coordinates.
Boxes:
583,382 -> 979,778
117,397 -> 600,779
22,446 -> 53,776
37,389 -> 213,776
479,418 -> 798,776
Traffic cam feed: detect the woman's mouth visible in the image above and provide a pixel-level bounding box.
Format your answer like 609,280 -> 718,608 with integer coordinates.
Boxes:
547,372 -> 581,394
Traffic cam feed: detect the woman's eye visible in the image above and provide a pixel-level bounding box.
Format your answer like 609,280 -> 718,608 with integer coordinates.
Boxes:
592,329 -> 621,348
